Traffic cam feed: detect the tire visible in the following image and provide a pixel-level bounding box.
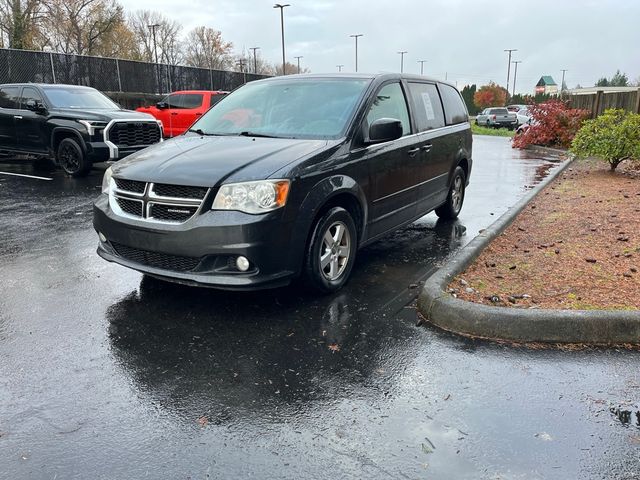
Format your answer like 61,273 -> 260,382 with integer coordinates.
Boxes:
303,206 -> 358,293
435,166 -> 466,220
57,137 -> 91,177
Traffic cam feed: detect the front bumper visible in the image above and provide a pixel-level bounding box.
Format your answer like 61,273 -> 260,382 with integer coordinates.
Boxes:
93,194 -> 299,290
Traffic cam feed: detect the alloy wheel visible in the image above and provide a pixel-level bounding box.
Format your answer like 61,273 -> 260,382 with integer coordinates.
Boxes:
319,221 -> 351,281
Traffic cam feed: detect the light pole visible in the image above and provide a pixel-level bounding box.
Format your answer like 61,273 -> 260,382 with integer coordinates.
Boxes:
560,69 -> 568,94
294,55 -> 303,74
273,4 -> 290,75
236,58 -> 247,83
349,34 -> 363,72
417,60 -> 427,75
398,51 -> 407,73
336,64 -> 344,72
504,48 -> 517,95
148,23 -> 161,93
250,46 -> 260,74
511,60 -> 522,97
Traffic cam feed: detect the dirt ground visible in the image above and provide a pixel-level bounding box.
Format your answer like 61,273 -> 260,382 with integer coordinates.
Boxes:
450,158 -> 640,310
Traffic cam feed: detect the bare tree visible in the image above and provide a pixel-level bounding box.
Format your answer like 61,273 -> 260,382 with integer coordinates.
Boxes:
274,61 -> 309,76
44,0 -> 125,56
184,26 -> 233,70
128,10 -> 182,64
0,0 -> 43,49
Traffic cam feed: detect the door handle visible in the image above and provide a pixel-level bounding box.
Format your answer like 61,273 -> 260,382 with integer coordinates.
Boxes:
407,147 -> 420,156
14,115 -> 23,120
195,113 -> 202,116
421,143 -> 433,152
171,112 -> 178,116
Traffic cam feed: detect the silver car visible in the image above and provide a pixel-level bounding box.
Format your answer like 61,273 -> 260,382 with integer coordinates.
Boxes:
475,107 -> 517,129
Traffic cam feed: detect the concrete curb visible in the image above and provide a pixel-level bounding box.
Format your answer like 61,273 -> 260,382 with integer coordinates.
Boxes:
417,153 -> 640,344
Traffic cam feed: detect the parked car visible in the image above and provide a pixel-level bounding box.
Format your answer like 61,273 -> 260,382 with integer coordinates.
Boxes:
0,83 -> 162,176
516,107 -> 532,126
475,107 -> 517,129
94,73 -> 472,292
137,90 -> 228,138
507,104 -> 526,113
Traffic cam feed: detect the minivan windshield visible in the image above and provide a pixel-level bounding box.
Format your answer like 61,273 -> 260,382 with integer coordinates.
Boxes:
43,86 -> 119,110
189,78 -> 370,139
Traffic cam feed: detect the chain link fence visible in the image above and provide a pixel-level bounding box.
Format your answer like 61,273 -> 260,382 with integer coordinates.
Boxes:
0,48 -> 269,94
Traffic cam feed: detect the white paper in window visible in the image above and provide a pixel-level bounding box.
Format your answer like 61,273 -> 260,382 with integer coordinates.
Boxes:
421,92 -> 436,121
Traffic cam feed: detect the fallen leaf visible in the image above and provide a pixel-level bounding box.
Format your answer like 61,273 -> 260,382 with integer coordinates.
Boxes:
328,343 -> 340,352
197,416 -> 209,427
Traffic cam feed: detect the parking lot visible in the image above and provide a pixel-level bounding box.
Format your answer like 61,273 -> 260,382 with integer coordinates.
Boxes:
1,136 -> 639,479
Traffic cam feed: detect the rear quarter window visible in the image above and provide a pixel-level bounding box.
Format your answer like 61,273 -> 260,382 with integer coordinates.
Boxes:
0,86 -> 20,109
438,84 -> 468,125
407,82 -> 445,131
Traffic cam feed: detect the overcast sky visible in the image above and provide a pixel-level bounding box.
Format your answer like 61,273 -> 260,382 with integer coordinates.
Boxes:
121,0 -> 640,93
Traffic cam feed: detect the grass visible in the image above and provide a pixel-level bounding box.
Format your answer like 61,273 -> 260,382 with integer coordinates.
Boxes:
471,123 -> 516,138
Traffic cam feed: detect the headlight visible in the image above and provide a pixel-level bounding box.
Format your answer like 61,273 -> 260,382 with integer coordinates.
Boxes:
212,180 -> 290,214
101,167 -> 113,194
78,120 -> 108,136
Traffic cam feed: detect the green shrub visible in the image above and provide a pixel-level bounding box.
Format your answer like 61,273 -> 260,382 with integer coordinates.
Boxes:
571,109 -> 640,171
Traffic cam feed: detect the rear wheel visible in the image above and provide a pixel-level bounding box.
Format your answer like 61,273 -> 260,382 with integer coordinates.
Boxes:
57,137 -> 91,177
436,166 -> 466,220
303,207 -> 357,293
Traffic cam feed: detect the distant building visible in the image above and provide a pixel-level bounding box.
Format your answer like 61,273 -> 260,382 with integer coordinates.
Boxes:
535,76 -> 558,95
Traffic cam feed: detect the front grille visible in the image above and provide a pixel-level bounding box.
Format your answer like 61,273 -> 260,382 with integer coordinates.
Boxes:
152,183 -> 209,200
116,197 -> 143,217
108,122 -> 161,147
114,178 -> 145,194
111,242 -> 201,272
149,203 -> 199,223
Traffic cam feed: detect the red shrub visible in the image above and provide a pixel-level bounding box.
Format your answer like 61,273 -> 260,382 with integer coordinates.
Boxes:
512,101 -> 590,149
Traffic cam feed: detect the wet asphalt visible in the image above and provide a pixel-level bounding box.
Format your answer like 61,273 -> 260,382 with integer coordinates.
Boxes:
1,136 -> 639,480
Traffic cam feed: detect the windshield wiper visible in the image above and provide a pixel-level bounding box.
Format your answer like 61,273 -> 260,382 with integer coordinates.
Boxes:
187,128 -> 220,136
237,131 -> 278,138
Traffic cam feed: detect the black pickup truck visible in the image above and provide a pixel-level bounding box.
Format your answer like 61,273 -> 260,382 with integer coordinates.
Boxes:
0,83 -> 163,176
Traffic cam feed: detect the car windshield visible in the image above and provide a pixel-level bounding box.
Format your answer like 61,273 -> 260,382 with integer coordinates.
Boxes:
43,87 -> 119,110
190,78 -> 370,139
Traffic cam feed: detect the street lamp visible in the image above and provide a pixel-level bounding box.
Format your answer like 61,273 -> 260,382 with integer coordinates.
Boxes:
349,34 -> 363,72
417,60 -> 427,75
336,64 -> 344,72
512,60 -> 522,97
504,48 -> 517,95
148,23 -> 161,93
294,55 -> 303,74
273,4 -> 290,75
250,46 -> 260,74
397,51 -> 407,73
560,69 -> 568,95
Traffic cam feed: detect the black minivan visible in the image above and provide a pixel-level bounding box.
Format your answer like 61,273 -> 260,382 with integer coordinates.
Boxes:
93,73 -> 472,292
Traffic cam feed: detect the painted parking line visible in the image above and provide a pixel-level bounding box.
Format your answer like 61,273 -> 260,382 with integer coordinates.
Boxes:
0,171 -> 53,181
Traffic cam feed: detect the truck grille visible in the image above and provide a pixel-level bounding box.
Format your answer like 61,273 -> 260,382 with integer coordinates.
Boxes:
110,178 -> 209,224
107,122 -> 161,147
111,242 -> 201,272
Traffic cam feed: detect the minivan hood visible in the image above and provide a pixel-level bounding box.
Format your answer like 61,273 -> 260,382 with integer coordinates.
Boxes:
111,134 -> 330,186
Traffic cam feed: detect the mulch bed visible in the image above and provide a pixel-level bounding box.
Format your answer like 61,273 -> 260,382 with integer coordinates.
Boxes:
449,158 -> 640,310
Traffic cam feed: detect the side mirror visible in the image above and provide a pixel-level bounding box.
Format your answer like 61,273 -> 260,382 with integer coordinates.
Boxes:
368,118 -> 403,144
26,99 -> 46,113
156,101 -> 168,109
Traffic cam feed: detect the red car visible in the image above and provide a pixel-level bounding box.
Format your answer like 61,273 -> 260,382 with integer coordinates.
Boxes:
137,90 -> 227,138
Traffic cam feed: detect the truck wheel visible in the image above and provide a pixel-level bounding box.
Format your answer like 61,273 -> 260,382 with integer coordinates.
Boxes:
304,207 -> 357,293
57,137 -> 91,177
436,166 -> 466,220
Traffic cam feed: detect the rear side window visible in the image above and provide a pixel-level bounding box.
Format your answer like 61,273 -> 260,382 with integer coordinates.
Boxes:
366,82 -> 411,136
20,87 -> 44,108
210,93 -> 227,107
438,84 -> 468,125
407,82 -> 445,131
0,86 -> 20,108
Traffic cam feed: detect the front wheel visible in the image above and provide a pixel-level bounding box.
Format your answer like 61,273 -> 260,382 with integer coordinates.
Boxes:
303,207 -> 357,293
435,166 -> 466,220
57,137 -> 91,177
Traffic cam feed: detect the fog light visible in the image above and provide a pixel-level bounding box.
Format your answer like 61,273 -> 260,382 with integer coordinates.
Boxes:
98,232 -> 107,243
236,256 -> 250,272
